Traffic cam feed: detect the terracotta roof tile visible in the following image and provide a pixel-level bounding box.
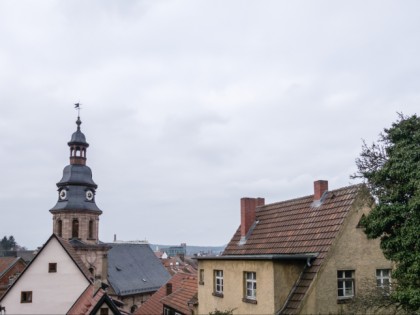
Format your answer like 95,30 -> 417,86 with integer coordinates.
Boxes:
68,284 -> 104,314
0,257 -> 20,278
160,275 -> 197,315
135,272 -> 197,315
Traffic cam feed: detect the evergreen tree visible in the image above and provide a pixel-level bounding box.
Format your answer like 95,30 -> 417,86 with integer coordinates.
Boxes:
0,235 -> 18,251
353,113 -> 420,312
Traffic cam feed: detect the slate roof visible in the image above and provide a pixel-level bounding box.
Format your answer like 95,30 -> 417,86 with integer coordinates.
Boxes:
223,183 -> 364,314
107,243 -> 171,297
50,165 -> 102,214
135,272 -> 197,315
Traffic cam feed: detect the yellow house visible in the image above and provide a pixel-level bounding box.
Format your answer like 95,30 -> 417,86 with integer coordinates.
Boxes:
197,180 -> 392,315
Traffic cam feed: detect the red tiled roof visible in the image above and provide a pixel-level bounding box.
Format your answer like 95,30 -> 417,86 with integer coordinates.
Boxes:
135,272 -> 197,315
160,275 -> 197,315
0,257 -> 20,278
68,284 -> 104,314
223,184 -> 364,314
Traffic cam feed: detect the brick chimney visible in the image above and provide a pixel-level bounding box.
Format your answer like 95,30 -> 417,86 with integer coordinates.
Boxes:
314,180 -> 328,200
166,283 -> 173,296
241,197 -> 265,238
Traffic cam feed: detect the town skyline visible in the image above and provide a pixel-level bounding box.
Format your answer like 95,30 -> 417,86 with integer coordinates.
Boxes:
1,1 -> 419,250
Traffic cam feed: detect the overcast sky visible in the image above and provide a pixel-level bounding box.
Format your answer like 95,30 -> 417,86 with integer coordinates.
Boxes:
1,1 -> 419,249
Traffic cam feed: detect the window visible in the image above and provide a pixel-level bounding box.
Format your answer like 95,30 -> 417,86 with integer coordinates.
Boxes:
199,269 -> 204,285
88,220 -> 94,239
57,219 -> 63,237
21,291 -> 32,303
100,307 -> 109,315
244,272 -> 257,302
337,270 -> 355,299
213,270 -> 223,296
376,269 -> 391,293
72,219 -> 79,238
48,263 -> 57,273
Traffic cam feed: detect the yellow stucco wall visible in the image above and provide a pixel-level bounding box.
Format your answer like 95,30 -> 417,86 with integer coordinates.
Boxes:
299,202 -> 393,315
197,259 -> 303,315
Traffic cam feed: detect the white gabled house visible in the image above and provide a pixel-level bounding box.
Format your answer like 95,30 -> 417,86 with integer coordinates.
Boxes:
0,234 -> 93,314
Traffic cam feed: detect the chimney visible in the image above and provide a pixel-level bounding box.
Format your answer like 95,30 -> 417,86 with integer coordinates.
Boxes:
241,197 -> 265,238
314,180 -> 328,200
166,283 -> 173,296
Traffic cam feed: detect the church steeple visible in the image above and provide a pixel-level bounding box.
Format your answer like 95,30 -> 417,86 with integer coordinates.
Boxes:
68,116 -> 89,166
50,114 -> 102,244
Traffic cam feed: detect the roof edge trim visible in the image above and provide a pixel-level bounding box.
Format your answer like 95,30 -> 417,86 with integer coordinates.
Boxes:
196,253 -> 319,261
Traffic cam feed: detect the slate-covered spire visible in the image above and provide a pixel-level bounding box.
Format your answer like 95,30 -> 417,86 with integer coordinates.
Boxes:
50,115 -> 102,215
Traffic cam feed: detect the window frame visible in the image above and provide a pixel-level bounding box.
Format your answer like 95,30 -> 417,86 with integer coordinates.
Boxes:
376,269 -> 392,293
72,218 -> 79,238
88,220 -> 94,239
243,271 -> 257,303
199,269 -> 204,285
213,270 -> 224,297
48,262 -> 57,273
20,291 -> 32,303
337,270 -> 355,300
99,307 -> 109,315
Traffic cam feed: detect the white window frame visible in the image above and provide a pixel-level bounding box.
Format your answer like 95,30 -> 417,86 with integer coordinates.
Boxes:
245,271 -> 257,300
337,270 -> 355,299
376,269 -> 391,293
214,270 -> 224,295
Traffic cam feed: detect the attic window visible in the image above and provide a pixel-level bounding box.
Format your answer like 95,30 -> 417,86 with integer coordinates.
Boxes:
21,291 -> 32,303
48,263 -> 57,273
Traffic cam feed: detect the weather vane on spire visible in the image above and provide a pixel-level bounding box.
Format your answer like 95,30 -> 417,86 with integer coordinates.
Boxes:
74,103 -> 81,117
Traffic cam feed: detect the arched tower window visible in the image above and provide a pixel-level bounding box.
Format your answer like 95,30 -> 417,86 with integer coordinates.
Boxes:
88,220 -> 94,239
57,220 -> 63,237
72,219 -> 79,238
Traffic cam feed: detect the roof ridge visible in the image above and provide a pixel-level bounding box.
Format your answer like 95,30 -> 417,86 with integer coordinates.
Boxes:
262,183 -> 362,209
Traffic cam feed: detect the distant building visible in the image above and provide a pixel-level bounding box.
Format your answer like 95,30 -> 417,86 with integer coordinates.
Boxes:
107,242 -> 170,313
136,272 -> 198,315
161,244 -> 187,258
197,180 -> 393,315
0,257 -> 26,298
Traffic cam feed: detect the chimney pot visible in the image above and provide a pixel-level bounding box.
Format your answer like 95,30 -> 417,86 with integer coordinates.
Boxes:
314,180 -> 328,200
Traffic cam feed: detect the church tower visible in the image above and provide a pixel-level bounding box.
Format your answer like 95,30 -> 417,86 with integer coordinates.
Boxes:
50,115 -> 102,245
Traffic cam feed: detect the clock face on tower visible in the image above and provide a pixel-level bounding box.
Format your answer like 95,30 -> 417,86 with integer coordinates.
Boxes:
86,190 -> 94,201
59,189 -> 67,200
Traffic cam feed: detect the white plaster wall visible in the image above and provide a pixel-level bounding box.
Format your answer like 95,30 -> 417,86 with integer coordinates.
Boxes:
1,237 -> 90,314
